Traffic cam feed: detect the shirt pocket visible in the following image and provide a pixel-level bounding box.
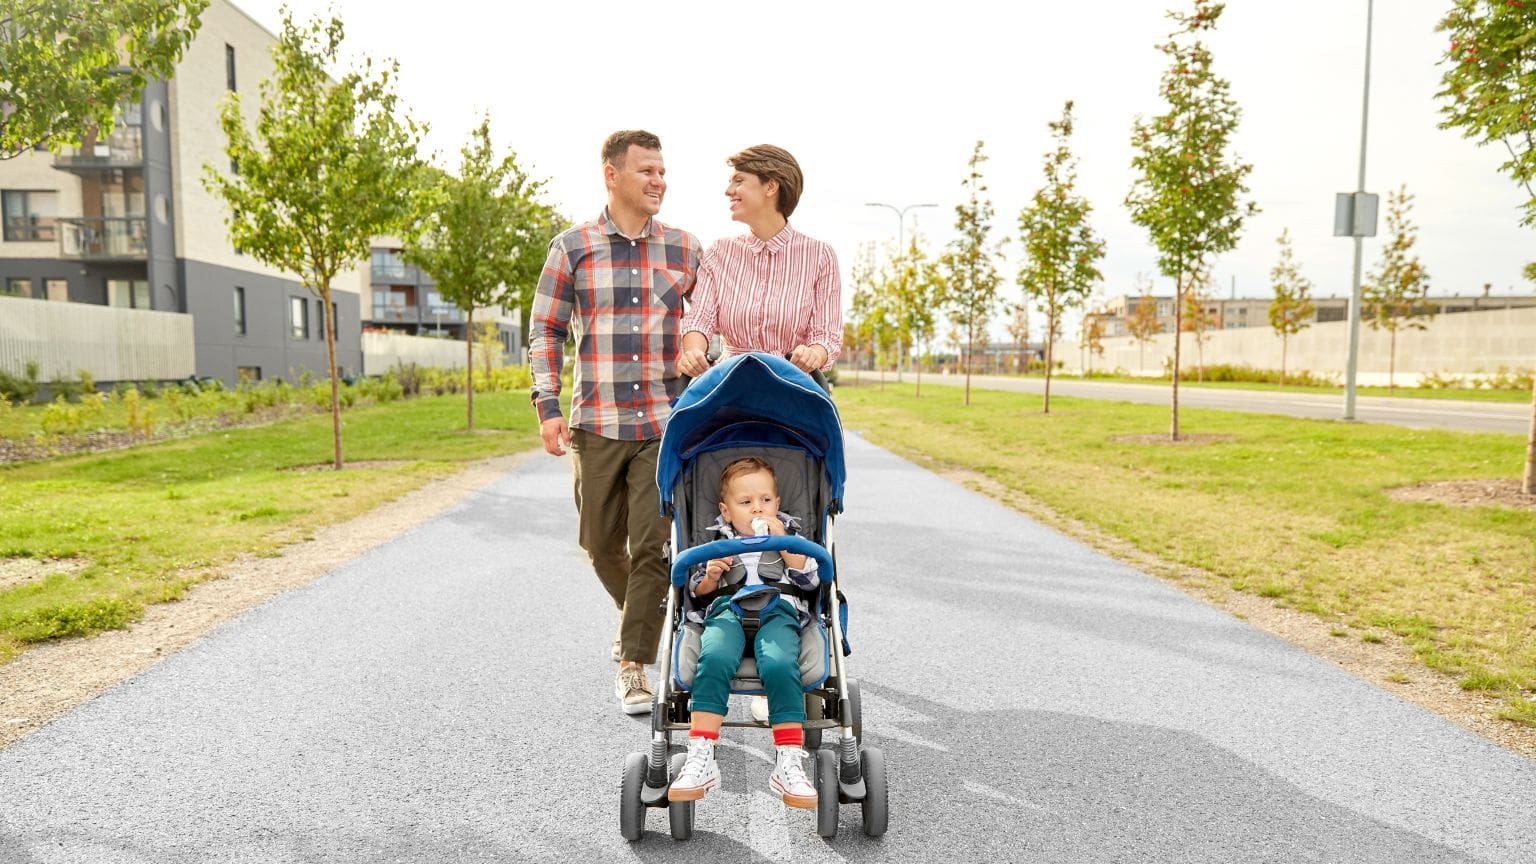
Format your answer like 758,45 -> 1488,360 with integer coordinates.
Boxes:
650,267 -> 686,311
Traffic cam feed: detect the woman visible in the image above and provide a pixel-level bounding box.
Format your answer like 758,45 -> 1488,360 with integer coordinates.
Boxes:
675,145 -> 841,377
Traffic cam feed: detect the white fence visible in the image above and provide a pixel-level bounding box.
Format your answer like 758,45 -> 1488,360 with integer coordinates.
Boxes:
1059,305 -> 1536,385
361,331 -> 471,376
0,297 -> 194,382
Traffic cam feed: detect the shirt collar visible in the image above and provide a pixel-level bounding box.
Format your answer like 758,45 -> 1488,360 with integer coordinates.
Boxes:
599,208 -> 661,240
745,222 -> 795,256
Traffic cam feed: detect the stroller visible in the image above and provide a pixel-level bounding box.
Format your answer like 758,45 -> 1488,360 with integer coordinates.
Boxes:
618,352 -> 889,841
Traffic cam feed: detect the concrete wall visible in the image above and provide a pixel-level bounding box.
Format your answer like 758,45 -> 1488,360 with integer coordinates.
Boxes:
1059,306 -> 1536,385
0,296 -> 193,382
362,332 -> 470,376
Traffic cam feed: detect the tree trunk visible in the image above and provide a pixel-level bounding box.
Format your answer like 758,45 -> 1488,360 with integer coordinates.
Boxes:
1280,336 -> 1288,389
321,283 -> 343,470
964,317 -> 974,407
1196,333 -> 1205,383
1388,328 -> 1397,395
915,340 -> 924,398
1171,271 -> 1184,441
1043,332 -> 1054,414
1139,341 -> 1145,374
1524,375 -> 1535,495
465,308 -> 475,431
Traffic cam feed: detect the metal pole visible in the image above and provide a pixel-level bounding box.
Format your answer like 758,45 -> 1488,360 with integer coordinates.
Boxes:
1343,0 -> 1374,420
866,202 -> 937,376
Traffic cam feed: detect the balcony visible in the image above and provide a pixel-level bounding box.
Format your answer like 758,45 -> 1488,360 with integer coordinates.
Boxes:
53,127 -> 144,170
370,303 -> 419,324
424,306 -> 465,325
59,217 -> 148,260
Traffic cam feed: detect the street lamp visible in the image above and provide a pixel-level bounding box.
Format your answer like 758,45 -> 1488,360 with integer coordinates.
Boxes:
866,202 -> 938,377
1336,0 -> 1377,421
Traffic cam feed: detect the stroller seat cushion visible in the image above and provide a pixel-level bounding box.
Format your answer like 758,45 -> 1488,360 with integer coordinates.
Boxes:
672,619 -> 830,694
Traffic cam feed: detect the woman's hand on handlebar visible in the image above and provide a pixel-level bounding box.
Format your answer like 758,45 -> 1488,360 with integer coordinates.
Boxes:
788,344 -> 828,374
676,347 -> 711,378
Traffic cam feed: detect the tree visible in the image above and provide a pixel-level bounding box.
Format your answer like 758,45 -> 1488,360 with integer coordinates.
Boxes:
0,0 -> 208,157
848,242 -> 892,387
404,116 -> 546,430
204,13 -> 423,469
1268,228 -> 1315,388
1181,272 -> 1216,382
1019,101 -> 1105,413
1363,185 -> 1434,394
1006,302 -> 1032,375
941,141 -> 1005,405
1081,310 -> 1106,376
1436,0 -> 1536,494
885,233 -> 944,396
1126,275 -> 1163,373
473,319 -> 505,383
1126,0 -> 1257,439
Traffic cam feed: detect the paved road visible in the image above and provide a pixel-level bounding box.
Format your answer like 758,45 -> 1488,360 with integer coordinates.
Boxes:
2,437 -> 1532,862
911,374 -> 1529,435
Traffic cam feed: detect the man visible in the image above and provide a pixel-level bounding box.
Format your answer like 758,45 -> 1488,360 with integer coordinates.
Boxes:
528,130 -> 701,715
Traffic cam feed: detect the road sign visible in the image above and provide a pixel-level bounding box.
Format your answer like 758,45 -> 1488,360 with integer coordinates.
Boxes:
1334,192 -> 1379,238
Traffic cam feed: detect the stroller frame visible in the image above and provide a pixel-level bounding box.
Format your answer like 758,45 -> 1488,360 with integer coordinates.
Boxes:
618,353 -> 888,841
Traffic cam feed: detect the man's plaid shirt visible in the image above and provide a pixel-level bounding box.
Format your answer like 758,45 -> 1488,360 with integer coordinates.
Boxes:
529,210 -> 701,440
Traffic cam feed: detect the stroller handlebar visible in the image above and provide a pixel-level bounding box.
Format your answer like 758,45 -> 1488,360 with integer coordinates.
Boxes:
670,535 -> 835,587
677,352 -> 831,395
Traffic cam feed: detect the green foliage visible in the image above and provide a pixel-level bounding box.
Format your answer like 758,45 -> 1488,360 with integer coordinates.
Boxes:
1437,1 -> 1536,227
0,361 -> 40,404
48,372 -> 82,403
940,140 -> 1005,403
1268,228 -> 1315,340
1019,100 -> 1105,396
204,12 -> 425,467
0,0 -> 208,157
1160,362 -> 1339,387
1364,186 -> 1434,335
1126,1 -> 1257,430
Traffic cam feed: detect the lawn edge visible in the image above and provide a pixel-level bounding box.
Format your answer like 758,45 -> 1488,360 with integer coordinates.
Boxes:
0,448 -> 542,751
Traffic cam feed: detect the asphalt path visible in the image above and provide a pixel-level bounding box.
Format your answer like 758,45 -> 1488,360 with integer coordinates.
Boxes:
2,436 -> 1533,862
910,374 -> 1529,435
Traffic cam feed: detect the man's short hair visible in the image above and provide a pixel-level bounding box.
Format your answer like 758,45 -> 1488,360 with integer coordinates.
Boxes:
727,145 -> 804,218
602,130 -> 662,168
719,456 -> 776,500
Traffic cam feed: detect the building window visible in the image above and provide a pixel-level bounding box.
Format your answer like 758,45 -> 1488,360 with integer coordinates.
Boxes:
106,279 -> 150,309
237,366 -> 261,385
45,278 -> 68,302
3,277 -> 32,297
225,44 -> 237,91
290,295 -> 309,339
317,300 -> 338,339
234,286 -> 246,335
2,190 -> 58,241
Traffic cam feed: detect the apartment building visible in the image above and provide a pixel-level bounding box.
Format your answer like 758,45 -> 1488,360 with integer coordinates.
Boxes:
0,0 -> 363,385
365,242 -> 524,361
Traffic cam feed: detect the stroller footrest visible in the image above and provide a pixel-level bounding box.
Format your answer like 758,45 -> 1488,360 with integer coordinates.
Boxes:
838,778 -> 867,802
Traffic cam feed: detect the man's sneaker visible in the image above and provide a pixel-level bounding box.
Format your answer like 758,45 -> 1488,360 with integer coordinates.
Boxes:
769,745 -> 817,809
615,664 -> 652,715
667,737 -> 720,802
749,695 -> 770,725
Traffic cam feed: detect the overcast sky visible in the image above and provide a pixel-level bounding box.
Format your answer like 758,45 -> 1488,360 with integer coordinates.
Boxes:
233,0 -> 1532,332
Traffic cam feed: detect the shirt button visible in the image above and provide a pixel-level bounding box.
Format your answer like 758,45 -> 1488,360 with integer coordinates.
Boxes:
632,325 -> 639,332
630,240 -> 636,247
637,410 -> 644,417
631,268 -> 639,275
633,384 -> 640,390
632,296 -> 639,303
632,355 -> 639,361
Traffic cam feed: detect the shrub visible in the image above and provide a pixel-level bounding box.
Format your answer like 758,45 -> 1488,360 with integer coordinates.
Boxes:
77,369 -> 95,394
139,380 -> 161,399
0,360 -> 41,404
49,373 -> 83,403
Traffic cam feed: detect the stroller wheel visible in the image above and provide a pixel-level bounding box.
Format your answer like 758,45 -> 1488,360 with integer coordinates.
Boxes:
667,753 -> 695,841
620,752 -> 647,841
859,747 -> 888,837
814,747 -> 839,838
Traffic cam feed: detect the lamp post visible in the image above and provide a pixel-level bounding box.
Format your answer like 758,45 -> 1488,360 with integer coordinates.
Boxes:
1338,0 -> 1376,420
866,201 -> 938,378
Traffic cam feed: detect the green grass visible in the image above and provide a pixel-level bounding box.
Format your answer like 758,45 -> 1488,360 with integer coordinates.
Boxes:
1040,373 -> 1533,403
0,392 -> 541,662
835,382 -> 1536,725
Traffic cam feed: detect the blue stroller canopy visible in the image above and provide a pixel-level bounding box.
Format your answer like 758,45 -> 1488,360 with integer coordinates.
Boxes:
657,352 -> 845,513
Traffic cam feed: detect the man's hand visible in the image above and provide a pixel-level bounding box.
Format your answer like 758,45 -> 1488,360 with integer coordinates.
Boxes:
676,347 -> 711,378
540,416 -> 570,456
788,344 -> 828,374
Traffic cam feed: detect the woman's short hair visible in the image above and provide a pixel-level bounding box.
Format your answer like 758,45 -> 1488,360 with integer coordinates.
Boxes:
727,145 -> 803,218
719,456 -> 776,500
